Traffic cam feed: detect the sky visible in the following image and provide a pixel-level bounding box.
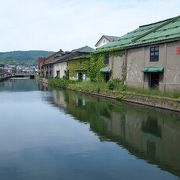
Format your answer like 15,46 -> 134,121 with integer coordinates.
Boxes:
0,0 -> 180,52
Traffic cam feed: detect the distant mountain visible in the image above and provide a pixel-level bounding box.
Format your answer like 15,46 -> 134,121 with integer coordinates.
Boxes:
0,50 -> 54,65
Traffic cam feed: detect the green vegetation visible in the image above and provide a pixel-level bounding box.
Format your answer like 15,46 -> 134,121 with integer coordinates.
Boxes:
107,79 -> 126,91
89,54 -> 105,82
68,80 -> 126,100
68,57 -> 90,78
69,81 -> 107,93
0,50 -> 54,65
89,50 -> 124,82
48,78 -> 126,102
48,78 -> 125,93
48,79 -> 76,89
48,78 -> 180,99
127,87 -> 180,99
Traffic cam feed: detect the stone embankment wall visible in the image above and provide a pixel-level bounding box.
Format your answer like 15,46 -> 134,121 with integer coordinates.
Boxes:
42,79 -> 180,112
69,88 -> 180,112
124,92 -> 180,112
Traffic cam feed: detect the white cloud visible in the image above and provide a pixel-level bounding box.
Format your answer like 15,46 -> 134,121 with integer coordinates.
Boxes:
0,0 -> 179,51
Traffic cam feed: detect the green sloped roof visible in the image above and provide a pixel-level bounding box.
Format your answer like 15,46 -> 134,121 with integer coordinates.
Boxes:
134,16 -> 180,45
96,15 -> 180,53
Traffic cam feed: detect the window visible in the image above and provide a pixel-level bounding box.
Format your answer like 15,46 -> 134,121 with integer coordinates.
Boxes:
150,46 -> 159,61
104,54 -> 109,64
64,70 -> 69,80
56,71 -> 60,78
82,73 -> 86,81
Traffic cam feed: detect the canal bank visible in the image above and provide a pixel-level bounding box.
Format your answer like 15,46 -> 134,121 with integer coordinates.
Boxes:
68,88 -> 180,113
44,78 -> 180,112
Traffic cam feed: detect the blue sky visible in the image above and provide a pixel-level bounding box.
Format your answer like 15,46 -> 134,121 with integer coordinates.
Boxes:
0,0 -> 179,52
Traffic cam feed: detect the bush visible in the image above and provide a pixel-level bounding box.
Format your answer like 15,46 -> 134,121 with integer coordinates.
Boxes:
107,79 -> 126,91
48,79 -> 75,89
107,80 -> 115,90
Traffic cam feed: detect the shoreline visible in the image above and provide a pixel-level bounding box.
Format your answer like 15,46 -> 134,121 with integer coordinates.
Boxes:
41,78 -> 180,113
68,88 -> 180,113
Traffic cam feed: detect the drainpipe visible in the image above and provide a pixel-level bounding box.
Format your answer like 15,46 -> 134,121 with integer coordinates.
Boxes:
111,55 -> 113,80
124,49 -> 127,85
164,43 -> 167,93
143,47 -> 145,89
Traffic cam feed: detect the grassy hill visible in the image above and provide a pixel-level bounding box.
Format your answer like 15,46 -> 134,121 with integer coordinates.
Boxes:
0,50 -> 54,65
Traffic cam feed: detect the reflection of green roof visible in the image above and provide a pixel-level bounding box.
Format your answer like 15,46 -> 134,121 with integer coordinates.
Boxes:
100,67 -> 111,73
143,67 -> 164,73
96,15 -> 180,53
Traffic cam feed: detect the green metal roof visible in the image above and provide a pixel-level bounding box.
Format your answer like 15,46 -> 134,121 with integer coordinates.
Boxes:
135,16 -> 180,45
100,67 -> 111,73
143,67 -> 164,73
96,15 -> 180,53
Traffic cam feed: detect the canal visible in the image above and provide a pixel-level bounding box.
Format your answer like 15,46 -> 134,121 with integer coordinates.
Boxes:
0,79 -> 180,180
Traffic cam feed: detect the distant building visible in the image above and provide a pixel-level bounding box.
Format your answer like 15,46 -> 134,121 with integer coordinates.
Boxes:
44,46 -> 94,81
0,64 -> 5,77
38,49 -> 64,77
67,46 -> 94,81
95,35 -> 119,48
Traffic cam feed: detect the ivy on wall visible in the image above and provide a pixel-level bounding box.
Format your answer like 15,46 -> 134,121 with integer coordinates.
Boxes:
89,54 -> 105,82
68,57 -> 90,78
89,50 -> 125,82
67,49 -> 125,82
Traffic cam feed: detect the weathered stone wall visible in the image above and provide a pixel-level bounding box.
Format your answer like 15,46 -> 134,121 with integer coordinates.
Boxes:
166,41 -> 180,91
126,47 -> 145,88
68,85 -> 180,112
110,55 -> 125,80
53,62 -> 67,78
126,40 -> 180,92
124,92 -> 180,112
144,44 -> 166,91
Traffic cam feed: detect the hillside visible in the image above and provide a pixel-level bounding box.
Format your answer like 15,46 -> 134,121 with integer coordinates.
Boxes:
0,50 -> 54,65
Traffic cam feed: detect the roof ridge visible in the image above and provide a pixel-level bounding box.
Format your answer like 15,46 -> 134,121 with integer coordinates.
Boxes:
132,15 -> 180,43
140,15 -> 180,28
104,35 -> 120,38
72,45 -> 91,51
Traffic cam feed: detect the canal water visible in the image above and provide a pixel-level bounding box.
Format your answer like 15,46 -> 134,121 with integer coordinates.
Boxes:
0,79 -> 180,180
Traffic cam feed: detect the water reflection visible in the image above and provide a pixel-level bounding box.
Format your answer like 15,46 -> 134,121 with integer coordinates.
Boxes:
0,79 -> 39,92
0,79 -> 179,179
44,89 -> 180,177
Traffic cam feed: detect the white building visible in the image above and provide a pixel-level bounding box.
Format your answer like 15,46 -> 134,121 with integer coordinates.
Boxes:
95,35 -> 119,48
